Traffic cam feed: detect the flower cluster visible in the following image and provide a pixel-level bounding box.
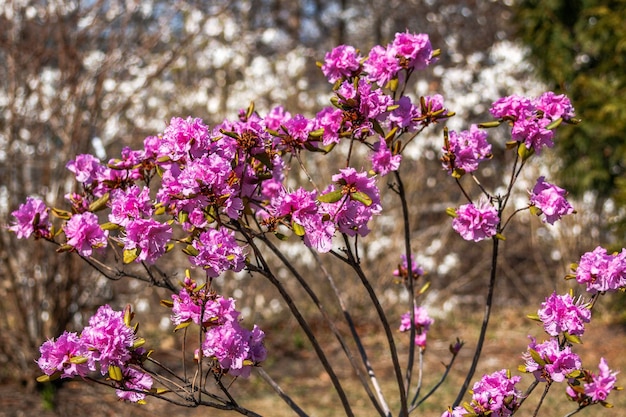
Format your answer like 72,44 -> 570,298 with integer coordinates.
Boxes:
399,306 -> 433,348
443,369 -> 522,417
537,291 -> 591,337
567,358 -> 619,405
168,277 -> 266,377
37,305 -> 151,403
529,176 -> 574,225
523,337 -> 582,382
490,92 -> 575,155
574,246 -> 626,293
442,125 -> 492,176
451,199 -> 499,242
8,196 -> 52,239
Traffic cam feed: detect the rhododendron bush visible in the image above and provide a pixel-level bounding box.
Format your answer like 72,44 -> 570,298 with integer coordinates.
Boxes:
8,31 -> 622,417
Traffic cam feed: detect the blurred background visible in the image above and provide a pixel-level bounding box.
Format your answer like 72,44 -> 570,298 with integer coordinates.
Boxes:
1,0 -> 625,416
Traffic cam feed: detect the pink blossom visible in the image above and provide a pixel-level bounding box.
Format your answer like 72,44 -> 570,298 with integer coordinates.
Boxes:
80,305 -> 136,374
535,91 -> 575,121
584,358 -> 618,402
123,218 -> 172,264
9,196 -> 51,239
66,154 -> 103,185
442,125 -> 492,175
523,337 -> 581,382
538,291 -> 591,337
399,306 -> 433,348
388,96 -> 420,131
452,200 -> 499,242
363,44 -> 400,86
393,254 -> 424,280
467,369 -> 522,417
575,246 -> 626,293
371,138 -> 401,176
190,228 -> 246,277
530,176 -> 574,224
320,45 -> 361,83
108,185 -> 153,227
115,367 -> 153,403
37,331 -> 91,378
315,107 -> 344,146
390,32 -> 436,70
64,212 -> 109,256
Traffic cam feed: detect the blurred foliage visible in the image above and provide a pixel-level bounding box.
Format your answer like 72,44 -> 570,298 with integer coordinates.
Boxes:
515,0 -> 626,218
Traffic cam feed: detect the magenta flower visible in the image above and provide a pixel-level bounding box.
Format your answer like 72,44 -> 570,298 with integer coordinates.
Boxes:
80,305 -> 136,374
511,117 -> 555,154
529,176 -> 574,224
189,228 -> 246,277
323,168 -> 382,237
115,367 -> 153,403
64,212 -> 108,256
371,138 -> 401,176
264,105 -> 292,131
363,44 -> 400,86
490,95 -> 533,120
320,44 -> 361,83
467,369 -> 522,417
9,196 -> 51,239
202,319 -> 266,377
393,254 -> 424,280
161,116 -> 211,160
66,154 -> 103,185
123,218 -> 172,264
452,200 -> 499,242
399,306 -> 433,348
171,287 -> 203,326
575,246 -> 626,293
315,107 -> 344,146
535,91 -> 576,121
390,31 -> 436,70
37,331 -> 91,378
584,358 -> 619,403
108,185 -> 153,227
388,96 -> 420,131
538,291 -> 591,337
442,125 -> 492,175
523,337 -> 581,382
301,215 -> 336,253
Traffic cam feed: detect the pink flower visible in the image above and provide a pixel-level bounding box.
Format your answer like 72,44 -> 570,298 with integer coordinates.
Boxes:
315,107 -> 344,146
363,44 -> 400,86
530,176 -> 574,224
80,305 -> 136,374
538,291 -> 591,337
189,228 -> 246,277
64,212 -> 108,256
115,367 -> 153,403
390,32 -> 436,70
108,185 -> 153,227
584,358 -> 618,403
467,369 -> 522,416
523,337 -> 581,382
452,200 -> 499,242
393,254 -> 424,280
37,331 -> 91,378
575,246 -> 626,293
399,306 -> 433,348
388,96 -> 420,131
371,138 -> 401,176
320,45 -> 361,83
9,196 -> 51,239
123,218 -> 172,264
442,125 -> 492,175
66,154 -> 103,185
535,91 -> 575,121
490,95 -> 533,120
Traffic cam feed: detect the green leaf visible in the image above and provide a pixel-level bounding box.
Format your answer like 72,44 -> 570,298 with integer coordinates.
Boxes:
51,207 -> 72,220
108,365 -> 123,382
526,313 -> 541,322
88,192 -> 110,212
174,321 -> 192,331
123,248 -> 139,264
477,120 -> 502,128
182,244 -> 199,257
564,332 -> 582,345
545,117 -> 563,130
445,207 -> 457,218
100,222 -> 121,231
292,222 -> 305,237
351,191 -> 372,206
318,190 -> 344,204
